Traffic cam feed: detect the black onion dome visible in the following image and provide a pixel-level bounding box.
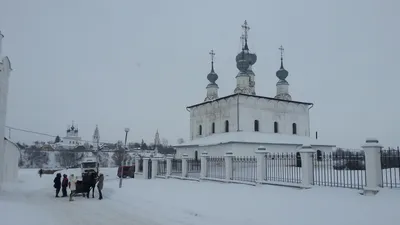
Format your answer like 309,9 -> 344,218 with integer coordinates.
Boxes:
236,58 -> 250,72
276,60 -> 288,80
235,52 -> 257,65
207,68 -> 218,84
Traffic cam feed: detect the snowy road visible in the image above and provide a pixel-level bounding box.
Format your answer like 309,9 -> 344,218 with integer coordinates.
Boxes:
2,168 -> 400,225
0,169 -> 161,225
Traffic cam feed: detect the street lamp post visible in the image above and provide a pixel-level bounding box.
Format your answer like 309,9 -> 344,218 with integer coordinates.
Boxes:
119,128 -> 130,188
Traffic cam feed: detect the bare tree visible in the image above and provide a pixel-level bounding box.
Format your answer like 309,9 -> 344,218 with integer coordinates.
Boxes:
112,148 -> 131,166
177,138 -> 185,144
161,138 -> 169,146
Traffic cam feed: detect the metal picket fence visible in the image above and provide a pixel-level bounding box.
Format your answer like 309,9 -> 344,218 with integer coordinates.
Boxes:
313,151 -> 366,189
232,156 -> 257,182
206,157 -> 225,179
265,153 -> 301,184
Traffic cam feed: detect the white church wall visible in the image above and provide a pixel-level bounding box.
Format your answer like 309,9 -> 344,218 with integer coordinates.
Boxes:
190,97 -> 239,140
238,96 -> 310,136
189,95 -> 312,143
1,139 -> 20,184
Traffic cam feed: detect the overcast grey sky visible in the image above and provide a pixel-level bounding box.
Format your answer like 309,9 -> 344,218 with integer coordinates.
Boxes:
0,0 -> 399,148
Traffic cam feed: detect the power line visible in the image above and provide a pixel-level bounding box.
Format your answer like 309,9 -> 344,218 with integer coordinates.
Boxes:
5,125 -> 115,144
5,126 -> 57,138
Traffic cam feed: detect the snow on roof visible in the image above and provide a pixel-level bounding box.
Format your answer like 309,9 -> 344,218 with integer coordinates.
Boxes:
174,132 -> 335,147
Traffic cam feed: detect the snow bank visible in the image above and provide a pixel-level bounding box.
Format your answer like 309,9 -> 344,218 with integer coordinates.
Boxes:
1,168 -> 399,225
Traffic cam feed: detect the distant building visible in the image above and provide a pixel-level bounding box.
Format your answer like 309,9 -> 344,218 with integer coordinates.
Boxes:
55,122 -> 85,149
174,21 -> 335,157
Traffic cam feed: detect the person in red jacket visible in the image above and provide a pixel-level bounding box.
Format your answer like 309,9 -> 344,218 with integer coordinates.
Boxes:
61,174 -> 68,197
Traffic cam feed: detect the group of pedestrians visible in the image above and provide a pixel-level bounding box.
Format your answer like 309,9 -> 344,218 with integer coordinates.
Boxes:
53,172 -> 104,201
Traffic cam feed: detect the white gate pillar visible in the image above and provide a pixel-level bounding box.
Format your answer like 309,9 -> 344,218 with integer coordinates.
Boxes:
299,145 -> 315,188
143,157 -> 149,179
362,138 -> 383,196
255,146 -> 268,184
182,154 -> 189,177
151,157 -> 158,179
224,152 -> 234,180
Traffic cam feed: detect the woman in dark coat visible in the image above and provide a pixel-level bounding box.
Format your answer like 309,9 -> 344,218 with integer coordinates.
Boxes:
97,173 -> 104,200
61,174 -> 69,197
53,173 -> 62,197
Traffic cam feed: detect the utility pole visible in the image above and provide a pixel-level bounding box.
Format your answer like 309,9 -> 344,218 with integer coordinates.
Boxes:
119,128 -> 130,188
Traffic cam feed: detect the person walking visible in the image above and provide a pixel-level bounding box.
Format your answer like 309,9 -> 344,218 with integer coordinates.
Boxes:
61,174 -> 68,197
97,173 -> 104,200
39,168 -> 43,178
53,173 -> 61,197
68,174 -> 77,201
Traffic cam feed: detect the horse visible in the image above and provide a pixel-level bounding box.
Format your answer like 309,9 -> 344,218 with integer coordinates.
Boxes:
82,172 -> 98,198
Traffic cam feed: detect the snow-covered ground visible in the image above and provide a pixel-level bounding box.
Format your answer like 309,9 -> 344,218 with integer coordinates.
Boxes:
1,168 -> 399,225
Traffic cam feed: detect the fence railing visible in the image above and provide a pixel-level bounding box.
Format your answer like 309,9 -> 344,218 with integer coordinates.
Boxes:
145,138 -> 399,195
206,157 -> 225,179
157,159 -> 167,176
187,158 -> 201,178
171,159 -> 182,175
232,156 -> 257,182
313,151 -> 366,189
381,149 -> 400,188
265,153 -> 301,184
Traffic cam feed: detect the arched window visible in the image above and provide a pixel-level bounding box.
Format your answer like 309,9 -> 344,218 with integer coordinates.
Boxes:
225,120 -> 229,132
254,120 -> 259,132
198,125 -> 202,135
292,123 -> 297,135
274,122 -> 279,133
194,151 -> 198,161
212,122 -> 215,134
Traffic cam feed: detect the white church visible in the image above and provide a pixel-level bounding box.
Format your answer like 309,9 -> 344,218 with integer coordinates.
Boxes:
174,21 -> 335,158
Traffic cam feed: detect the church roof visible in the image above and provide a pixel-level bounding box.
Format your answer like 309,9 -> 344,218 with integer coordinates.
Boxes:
174,132 -> 335,148
187,93 -> 312,109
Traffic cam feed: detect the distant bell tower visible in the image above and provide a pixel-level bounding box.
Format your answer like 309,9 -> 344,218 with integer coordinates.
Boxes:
92,125 -> 100,148
204,49 -> 219,101
234,20 -> 257,95
154,129 -> 160,154
275,45 -> 292,100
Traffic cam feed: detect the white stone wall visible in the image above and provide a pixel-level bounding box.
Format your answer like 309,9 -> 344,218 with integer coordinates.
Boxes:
176,143 -> 333,158
238,96 -> 310,136
189,95 -> 311,141
1,139 -> 20,184
190,97 -> 238,140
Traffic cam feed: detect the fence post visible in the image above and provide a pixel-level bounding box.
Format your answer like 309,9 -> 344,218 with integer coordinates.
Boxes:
182,154 -> 189,177
200,151 -> 208,179
166,156 -> 173,178
255,146 -> 267,184
134,157 -> 140,174
225,152 -> 234,180
151,157 -> 158,179
362,138 -> 383,195
299,145 -> 315,188
143,157 -> 149,179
